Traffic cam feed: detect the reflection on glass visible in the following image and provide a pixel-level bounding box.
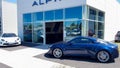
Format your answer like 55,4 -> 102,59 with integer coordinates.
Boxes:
98,31 -> 104,39
34,12 -> 43,21
65,21 -> 82,41
23,14 -> 32,22
87,21 -> 104,39
65,6 -> 82,19
33,22 -> 44,43
55,9 -> 63,20
88,21 -> 96,37
45,11 -> 54,20
98,11 -> 104,21
98,22 -> 104,38
23,23 -> 32,42
89,8 -> 96,20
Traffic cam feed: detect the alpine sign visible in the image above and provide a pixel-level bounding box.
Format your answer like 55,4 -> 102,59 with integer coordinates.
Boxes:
32,0 -> 62,6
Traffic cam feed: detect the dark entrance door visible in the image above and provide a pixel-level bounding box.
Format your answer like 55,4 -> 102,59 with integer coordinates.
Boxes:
45,22 -> 63,44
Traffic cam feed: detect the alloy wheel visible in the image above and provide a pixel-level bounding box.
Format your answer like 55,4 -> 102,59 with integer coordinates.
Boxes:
53,48 -> 63,58
97,50 -> 110,63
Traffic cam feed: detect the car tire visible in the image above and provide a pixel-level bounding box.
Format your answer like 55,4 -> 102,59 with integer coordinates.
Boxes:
96,50 -> 111,63
52,48 -> 63,58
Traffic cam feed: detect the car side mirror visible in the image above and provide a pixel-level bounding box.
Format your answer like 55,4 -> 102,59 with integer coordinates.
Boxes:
94,41 -> 99,44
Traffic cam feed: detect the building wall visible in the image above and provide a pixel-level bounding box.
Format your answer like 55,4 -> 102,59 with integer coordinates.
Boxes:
87,0 -> 120,41
1,1 -> 18,35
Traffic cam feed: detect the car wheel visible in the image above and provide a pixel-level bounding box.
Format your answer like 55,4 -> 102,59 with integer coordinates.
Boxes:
53,48 -> 63,58
97,50 -> 110,63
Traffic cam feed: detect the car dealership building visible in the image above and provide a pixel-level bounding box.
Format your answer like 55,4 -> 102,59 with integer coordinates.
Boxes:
17,0 -> 120,44
0,0 -> 17,35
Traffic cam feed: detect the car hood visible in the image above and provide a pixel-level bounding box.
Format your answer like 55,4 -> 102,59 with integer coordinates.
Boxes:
108,42 -> 118,48
102,42 -> 118,49
50,42 -> 66,48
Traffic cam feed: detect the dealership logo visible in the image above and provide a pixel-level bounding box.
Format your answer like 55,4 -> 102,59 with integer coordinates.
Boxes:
32,0 -> 62,6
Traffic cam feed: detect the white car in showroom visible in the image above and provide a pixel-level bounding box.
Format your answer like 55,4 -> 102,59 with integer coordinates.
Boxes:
0,33 -> 21,46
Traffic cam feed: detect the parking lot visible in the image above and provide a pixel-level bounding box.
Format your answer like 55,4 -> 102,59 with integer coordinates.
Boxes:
0,42 -> 120,68
34,53 -> 120,68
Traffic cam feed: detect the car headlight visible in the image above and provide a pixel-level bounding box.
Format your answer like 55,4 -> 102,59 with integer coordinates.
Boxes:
1,39 -> 5,41
17,38 -> 20,40
49,45 -> 53,48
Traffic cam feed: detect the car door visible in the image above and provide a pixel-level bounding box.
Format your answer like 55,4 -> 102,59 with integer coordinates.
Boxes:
65,37 -> 93,56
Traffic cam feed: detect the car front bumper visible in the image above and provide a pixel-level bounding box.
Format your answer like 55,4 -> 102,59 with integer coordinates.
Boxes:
0,41 -> 21,46
111,48 -> 119,59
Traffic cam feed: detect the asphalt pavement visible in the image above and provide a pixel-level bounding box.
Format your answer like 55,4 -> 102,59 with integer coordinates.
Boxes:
35,53 -> 120,68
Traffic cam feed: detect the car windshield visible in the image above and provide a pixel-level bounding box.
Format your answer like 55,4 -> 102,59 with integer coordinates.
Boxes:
2,33 -> 17,37
97,39 -> 108,44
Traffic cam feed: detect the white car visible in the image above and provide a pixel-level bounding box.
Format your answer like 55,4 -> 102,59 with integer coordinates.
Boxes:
0,33 -> 21,46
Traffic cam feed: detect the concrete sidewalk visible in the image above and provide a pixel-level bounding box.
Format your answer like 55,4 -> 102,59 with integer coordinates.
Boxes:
0,44 -> 75,68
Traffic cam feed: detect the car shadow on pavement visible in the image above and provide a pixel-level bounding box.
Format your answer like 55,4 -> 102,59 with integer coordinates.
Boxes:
35,53 -> 115,68
0,42 -> 50,51
22,42 -> 49,50
34,53 -> 120,68
0,63 -> 12,68
44,53 -> 98,63
0,45 -> 29,51
44,53 -> 115,63
0,42 -> 49,51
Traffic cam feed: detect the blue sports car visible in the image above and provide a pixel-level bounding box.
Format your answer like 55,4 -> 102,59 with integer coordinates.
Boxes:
47,36 -> 119,63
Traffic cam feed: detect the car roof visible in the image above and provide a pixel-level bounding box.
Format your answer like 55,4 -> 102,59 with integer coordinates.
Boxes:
75,36 -> 97,41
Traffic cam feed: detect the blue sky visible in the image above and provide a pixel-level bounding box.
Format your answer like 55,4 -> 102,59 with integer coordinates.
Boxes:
118,0 -> 120,2
5,0 -> 120,3
5,0 -> 16,3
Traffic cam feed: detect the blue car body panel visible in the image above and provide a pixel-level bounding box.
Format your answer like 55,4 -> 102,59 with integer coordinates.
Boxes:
47,36 -> 119,59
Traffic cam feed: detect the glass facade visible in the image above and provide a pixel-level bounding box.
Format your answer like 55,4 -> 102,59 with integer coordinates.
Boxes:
55,9 -> 63,20
65,6 -> 82,19
87,7 -> 105,38
23,5 -> 105,44
23,13 -> 32,42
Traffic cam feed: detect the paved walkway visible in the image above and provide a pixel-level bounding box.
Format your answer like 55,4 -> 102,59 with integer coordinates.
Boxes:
0,45 -> 74,68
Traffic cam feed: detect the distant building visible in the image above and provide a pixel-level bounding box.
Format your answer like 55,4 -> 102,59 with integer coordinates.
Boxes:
0,0 -> 17,35
17,0 -> 120,44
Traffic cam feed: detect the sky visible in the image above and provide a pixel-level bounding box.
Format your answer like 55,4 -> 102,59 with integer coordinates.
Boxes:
4,0 -> 120,3
5,0 -> 16,3
118,0 -> 120,2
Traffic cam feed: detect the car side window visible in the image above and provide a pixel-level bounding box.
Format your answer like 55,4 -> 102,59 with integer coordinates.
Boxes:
71,38 -> 93,44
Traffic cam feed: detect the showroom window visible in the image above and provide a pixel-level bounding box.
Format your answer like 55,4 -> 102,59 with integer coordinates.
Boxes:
34,12 -> 43,21
86,6 -> 105,39
33,22 -> 44,43
23,13 -> 32,42
98,22 -> 104,38
45,11 -> 54,20
55,9 -> 63,20
88,21 -> 97,37
89,8 -> 96,20
64,20 -> 82,41
98,11 -> 104,21
65,6 -> 82,19
23,13 -> 32,22
23,23 -> 32,42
